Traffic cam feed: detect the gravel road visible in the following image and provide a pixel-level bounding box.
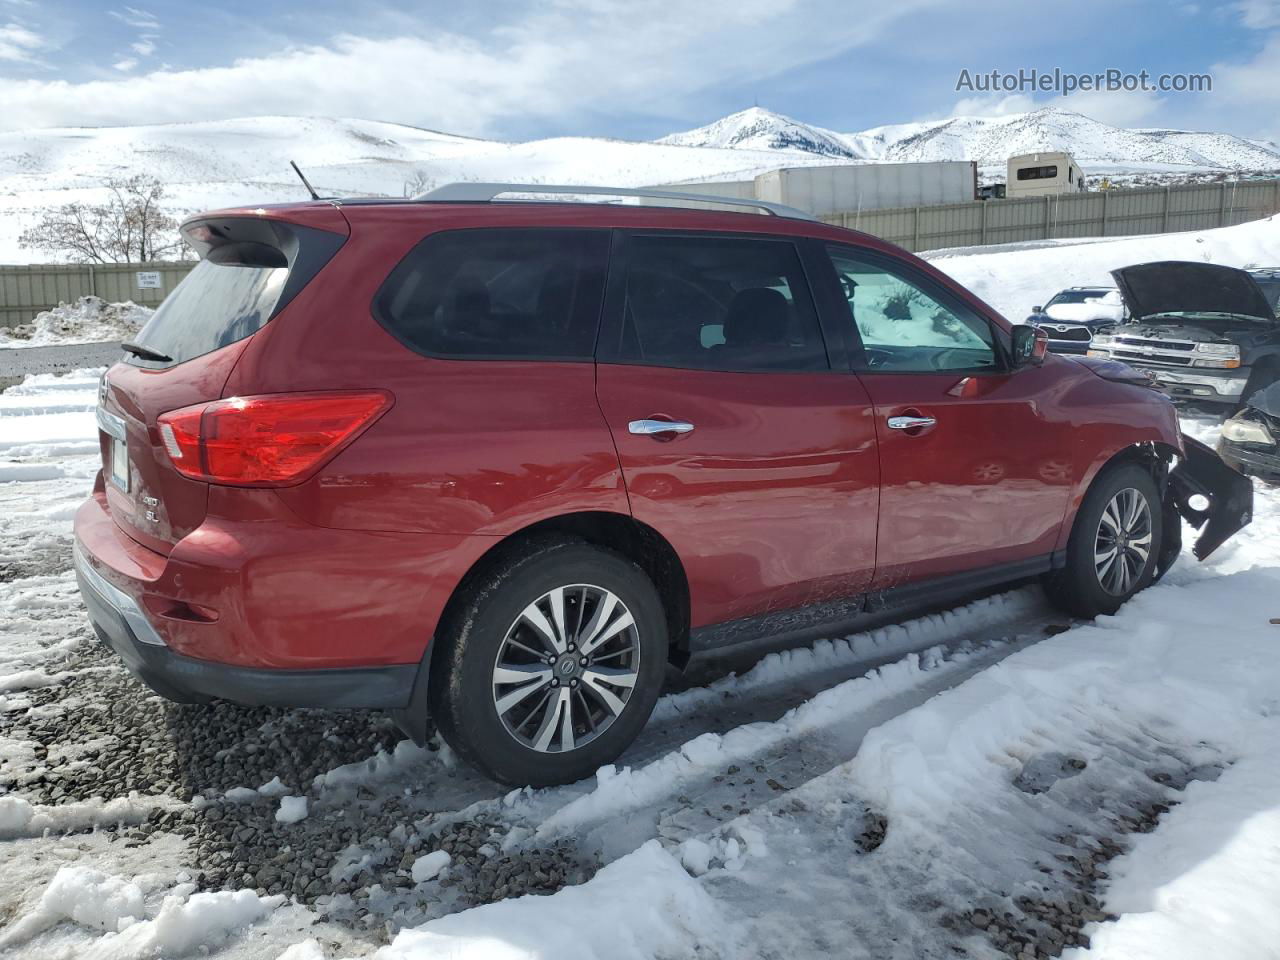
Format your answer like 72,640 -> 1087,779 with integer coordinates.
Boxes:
0,341 -> 122,381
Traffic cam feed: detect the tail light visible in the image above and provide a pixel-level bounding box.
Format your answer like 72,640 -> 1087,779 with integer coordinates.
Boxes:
157,391 -> 392,487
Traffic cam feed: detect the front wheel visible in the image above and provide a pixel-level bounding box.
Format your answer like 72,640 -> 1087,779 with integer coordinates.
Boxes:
430,538 -> 668,786
1044,463 -> 1164,618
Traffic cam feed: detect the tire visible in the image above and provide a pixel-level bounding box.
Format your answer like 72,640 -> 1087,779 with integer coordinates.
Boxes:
429,537 -> 668,786
1044,462 -> 1164,619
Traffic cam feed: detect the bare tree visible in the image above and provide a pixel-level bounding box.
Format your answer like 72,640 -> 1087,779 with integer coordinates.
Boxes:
19,175 -> 186,263
402,170 -> 435,198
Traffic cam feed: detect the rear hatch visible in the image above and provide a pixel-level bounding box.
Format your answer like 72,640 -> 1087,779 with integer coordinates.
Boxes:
98,209 -> 347,554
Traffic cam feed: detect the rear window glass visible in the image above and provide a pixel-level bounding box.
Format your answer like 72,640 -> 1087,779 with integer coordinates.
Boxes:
129,261 -> 288,365
374,228 -> 610,360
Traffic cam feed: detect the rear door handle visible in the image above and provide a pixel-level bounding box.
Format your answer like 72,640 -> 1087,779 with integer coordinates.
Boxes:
628,418 -> 695,436
887,415 -> 936,431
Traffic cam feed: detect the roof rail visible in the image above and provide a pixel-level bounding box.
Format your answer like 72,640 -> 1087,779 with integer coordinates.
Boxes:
415,182 -> 819,222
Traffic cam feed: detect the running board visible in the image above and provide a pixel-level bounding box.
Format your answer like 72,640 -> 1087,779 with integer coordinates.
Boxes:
1167,434 -> 1253,561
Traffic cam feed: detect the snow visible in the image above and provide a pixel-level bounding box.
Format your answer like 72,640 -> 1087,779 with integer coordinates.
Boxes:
926,214 -> 1280,321
0,297 -> 152,348
368,841 -> 731,960
274,796 -> 308,824
664,106 -> 1280,181
410,850 -> 451,884
0,793 -> 179,840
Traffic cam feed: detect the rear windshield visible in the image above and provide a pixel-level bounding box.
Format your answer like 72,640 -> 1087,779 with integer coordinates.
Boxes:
128,261 -> 288,366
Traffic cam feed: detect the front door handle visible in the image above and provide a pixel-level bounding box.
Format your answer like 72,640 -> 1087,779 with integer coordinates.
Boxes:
628,418 -> 695,436
887,415 -> 936,431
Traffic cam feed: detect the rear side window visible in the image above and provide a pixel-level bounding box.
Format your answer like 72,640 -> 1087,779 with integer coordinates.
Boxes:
609,234 -> 828,372
374,229 -> 610,360
131,261 -> 287,365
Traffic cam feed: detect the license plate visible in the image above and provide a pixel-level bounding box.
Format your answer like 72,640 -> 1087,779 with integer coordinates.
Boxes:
110,435 -> 129,492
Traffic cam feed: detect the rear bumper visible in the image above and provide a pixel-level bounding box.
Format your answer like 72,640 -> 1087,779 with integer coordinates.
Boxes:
74,539 -> 417,708
71,483 -> 493,708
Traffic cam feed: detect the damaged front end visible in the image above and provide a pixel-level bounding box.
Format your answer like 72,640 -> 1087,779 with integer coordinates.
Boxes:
1165,435 -> 1254,561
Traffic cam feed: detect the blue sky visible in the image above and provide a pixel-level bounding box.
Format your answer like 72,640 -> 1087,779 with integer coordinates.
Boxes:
1,0 -> 1278,140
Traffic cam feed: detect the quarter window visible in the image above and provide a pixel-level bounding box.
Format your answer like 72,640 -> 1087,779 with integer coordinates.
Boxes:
826,246 -> 1000,373
610,235 -> 828,372
373,228 -> 609,360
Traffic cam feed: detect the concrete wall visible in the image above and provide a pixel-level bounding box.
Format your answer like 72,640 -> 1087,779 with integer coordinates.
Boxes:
0,261 -> 195,328
821,178 -> 1280,253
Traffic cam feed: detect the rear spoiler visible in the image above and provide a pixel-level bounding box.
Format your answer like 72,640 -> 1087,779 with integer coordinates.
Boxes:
1167,435 -> 1253,560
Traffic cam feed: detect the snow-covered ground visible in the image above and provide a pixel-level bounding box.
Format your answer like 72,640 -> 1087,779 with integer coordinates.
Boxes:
1,218 -> 1278,960
925,213 -> 1280,321
0,297 -> 152,349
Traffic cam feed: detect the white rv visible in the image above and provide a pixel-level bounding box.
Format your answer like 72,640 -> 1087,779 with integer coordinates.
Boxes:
1006,152 -> 1087,198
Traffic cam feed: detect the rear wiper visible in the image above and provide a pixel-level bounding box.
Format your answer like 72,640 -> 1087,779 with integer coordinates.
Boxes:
120,341 -> 173,363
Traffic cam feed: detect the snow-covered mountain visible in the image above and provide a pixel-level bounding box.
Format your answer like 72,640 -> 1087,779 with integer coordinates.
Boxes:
2,106 -> 1278,263
664,106 -> 1280,173
657,106 -> 857,159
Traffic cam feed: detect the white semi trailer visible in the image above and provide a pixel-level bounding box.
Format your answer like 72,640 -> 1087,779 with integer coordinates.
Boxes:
654,160 -> 978,217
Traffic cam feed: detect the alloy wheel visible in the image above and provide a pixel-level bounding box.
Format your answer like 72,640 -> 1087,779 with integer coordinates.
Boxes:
1093,487 -> 1153,596
491,584 -> 640,753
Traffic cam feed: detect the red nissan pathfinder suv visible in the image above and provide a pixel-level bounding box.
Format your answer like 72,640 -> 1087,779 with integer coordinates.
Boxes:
74,184 -> 1251,786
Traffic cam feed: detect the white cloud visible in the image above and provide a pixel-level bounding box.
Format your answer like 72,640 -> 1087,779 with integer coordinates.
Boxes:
130,36 -> 156,57
1201,32 -> 1280,140
0,20 -> 41,62
0,0 -> 947,133
109,6 -> 159,30
112,57 -> 137,72
1235,0 -> 1280,28
946,88 -> 1162,128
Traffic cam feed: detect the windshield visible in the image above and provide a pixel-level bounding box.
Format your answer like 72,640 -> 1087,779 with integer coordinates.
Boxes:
1047,290 -> 1109,305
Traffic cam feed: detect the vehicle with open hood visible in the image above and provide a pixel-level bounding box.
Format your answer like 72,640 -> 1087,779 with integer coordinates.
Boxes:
1086,261 -> 1280,406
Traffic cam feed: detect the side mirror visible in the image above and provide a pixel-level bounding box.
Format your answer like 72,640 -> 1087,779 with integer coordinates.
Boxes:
1031,305 -> 1043,314
1011,324 -> 1049,367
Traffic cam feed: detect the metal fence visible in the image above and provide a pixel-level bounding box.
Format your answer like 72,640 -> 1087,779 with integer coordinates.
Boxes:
820,178 -> 1280,253
0,261 -> 195,328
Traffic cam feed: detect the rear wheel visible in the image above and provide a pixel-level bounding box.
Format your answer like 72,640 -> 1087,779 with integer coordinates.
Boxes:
1044,462 -> 1163,618
430,538 -> 667,786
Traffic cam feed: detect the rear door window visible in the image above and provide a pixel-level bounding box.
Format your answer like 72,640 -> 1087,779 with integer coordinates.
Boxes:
604,233 -> 829,372
374,228 -> 610,360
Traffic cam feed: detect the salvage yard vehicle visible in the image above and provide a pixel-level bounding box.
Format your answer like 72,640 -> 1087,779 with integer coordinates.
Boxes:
1087,262 -> 1280,406
1219,381 -> 1280,483
74,184 -> 1252,786
1025,286 -> 1125,355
